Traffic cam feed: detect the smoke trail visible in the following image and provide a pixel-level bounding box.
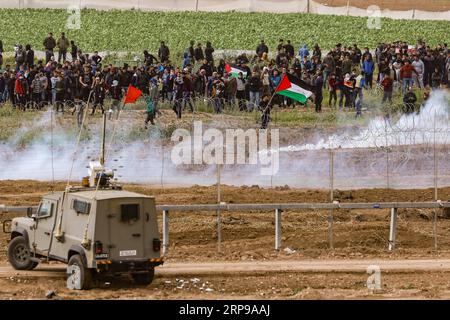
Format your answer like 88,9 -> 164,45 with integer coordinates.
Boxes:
279,90 -> 450,151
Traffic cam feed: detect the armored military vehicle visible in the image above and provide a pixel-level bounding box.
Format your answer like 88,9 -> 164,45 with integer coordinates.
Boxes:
6,115 -> 163,289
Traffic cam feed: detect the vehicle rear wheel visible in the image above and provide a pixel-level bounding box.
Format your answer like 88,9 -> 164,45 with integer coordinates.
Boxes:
67,254 -> 93,290
7,236 -> 38,270
131,268 -> 155,285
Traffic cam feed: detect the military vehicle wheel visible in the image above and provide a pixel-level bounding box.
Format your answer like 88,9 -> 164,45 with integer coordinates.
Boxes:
7,236 -> 38,270
131,268 -> 155,285
67,254 -> 93,290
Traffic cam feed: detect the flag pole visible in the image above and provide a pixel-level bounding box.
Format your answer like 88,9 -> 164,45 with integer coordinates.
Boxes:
263,73 -> 284,114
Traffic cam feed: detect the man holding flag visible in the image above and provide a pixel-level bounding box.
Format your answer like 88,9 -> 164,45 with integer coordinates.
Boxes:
274,72 -> 315,105
260,72 -> 315,128
109,84 -> 143,122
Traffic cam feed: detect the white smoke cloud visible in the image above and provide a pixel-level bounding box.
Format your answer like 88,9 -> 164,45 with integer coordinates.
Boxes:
0,90 -> 449,190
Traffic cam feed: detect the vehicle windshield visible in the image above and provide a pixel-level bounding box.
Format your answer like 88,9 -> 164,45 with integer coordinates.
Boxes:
34,201 -> 52,218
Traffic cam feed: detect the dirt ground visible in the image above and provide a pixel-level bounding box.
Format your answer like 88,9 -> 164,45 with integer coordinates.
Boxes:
1,180 -> 450,299
316,0 -> 450,11
2,270 -> 450,300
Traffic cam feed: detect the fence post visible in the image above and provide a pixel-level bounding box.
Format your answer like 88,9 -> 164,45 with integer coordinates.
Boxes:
306,0 -> 310,13
433,210 -> 438,251
162,210 -> 169,255
385,119 -> 390,189
275,209 -> 282,250
217,163 -> 222,252
328,143 -> 334,249
433,109 -> 438,201
388,208 -> 398,251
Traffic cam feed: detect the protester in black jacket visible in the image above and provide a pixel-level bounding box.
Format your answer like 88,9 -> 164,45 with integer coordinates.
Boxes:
248,72 -> 262,111
43,32 -> 56,63
194,43 -> 204,62
188,40 -> 195,60
205,41 -> 214,65
25,44 -> 34,67
158,41 -> 170,63
256,40 -> 269,57
284,40 -> 295,60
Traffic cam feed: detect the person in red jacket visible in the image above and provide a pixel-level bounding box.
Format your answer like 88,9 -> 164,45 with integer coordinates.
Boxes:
328,72 -> 338,109
14,75 -> 28,109
381,73 -> 393,104
400,60 -> 418,94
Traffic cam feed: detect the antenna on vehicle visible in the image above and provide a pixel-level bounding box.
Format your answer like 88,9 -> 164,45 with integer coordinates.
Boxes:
88,113 -> 114,188
50,105 -> 55,194
100,113 -> 106,166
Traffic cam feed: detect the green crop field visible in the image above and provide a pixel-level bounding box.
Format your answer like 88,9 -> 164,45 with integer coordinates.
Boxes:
0,9 -> 448,56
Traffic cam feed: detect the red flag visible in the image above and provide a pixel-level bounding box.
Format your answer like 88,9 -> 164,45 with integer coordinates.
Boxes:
124,85 -> 142,104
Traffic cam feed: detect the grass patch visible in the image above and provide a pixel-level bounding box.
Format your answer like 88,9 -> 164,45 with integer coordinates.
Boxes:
0,104 -> 37,142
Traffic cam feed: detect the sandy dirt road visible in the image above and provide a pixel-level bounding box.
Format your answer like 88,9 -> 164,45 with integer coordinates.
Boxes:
2,259 -> 450,278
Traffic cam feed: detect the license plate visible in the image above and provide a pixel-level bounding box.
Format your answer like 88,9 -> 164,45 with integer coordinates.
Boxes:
119,250 -> 137,257
95,253 -> 109,259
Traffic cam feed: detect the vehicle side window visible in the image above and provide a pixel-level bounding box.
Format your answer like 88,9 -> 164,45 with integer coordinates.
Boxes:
121,204 -> 140,222
72,199 -> 91,215
35,200 -> 53,219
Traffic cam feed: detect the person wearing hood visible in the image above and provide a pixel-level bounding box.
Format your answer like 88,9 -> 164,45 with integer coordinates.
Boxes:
182,52 -> 190,69
362,55 -> 375,89
158,41 -> 170,63
143,50 -> 158,66
299,44 -> 309,60
205,41 -> 214,66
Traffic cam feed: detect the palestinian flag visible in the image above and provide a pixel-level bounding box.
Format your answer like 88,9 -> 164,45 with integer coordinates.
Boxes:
275,74 -> 315,103
225,63 -> 247,78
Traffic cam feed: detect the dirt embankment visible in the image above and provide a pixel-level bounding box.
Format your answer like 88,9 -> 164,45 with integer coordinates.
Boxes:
1,180 -> 450,206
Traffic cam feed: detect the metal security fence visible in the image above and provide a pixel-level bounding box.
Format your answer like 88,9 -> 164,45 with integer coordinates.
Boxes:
2,201 -> 450,253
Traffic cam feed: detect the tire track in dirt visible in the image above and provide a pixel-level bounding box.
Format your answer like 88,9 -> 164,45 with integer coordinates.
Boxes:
2,259 -> 450,278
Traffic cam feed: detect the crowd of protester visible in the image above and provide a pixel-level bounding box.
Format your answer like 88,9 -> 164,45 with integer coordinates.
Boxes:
0,33 -> 449,128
